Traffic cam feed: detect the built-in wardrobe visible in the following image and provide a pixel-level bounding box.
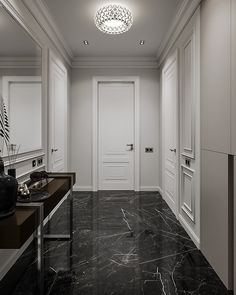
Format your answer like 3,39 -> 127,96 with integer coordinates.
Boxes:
201,0 -> 236,291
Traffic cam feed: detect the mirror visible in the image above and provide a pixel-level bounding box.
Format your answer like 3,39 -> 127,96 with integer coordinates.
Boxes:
0,5 -> 42,155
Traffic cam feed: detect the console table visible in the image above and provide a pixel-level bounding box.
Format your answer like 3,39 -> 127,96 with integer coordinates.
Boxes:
0,172 -> 75,294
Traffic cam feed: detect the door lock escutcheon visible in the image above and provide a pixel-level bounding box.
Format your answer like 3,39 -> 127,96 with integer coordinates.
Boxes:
126,144 -> 134,151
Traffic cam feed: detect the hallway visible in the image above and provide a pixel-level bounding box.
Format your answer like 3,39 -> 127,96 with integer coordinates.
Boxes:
13,192 -> 227,295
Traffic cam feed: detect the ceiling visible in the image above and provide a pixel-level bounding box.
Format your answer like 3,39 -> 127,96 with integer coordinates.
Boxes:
44,0 -> 183,58
0,6 -> 41,57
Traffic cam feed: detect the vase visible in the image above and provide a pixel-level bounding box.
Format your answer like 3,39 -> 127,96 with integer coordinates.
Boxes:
8,168 -> 16,178
0,157 -> 18,219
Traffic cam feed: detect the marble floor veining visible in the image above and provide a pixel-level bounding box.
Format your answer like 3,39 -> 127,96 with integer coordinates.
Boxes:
12,191 -> 228,295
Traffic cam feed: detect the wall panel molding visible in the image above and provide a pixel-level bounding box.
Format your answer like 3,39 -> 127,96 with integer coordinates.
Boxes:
0,57 -> 41,68
180,30 -> 196,159
181,165 -> 195,223
72,57 -> 158,69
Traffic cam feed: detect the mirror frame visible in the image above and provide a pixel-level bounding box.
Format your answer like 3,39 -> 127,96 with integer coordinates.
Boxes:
0,1 -> 44,156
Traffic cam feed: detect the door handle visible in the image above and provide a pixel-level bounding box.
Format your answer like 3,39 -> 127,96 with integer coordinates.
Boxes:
170,148 -> 176,153
51,148 -> 58,153
126,144 -> 134,151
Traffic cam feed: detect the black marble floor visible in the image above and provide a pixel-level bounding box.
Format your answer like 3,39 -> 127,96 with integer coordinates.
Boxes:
11,191 -> 228,295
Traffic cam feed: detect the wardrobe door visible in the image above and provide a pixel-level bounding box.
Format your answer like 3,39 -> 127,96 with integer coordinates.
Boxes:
231,0 -> 236,155
201,0 -> 231,154
201,150 -> 232,289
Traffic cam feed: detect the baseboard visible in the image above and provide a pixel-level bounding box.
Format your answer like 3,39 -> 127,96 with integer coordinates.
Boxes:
140,186 -> 162,193
73,186 -> 93,192
178,214 -> 200,249
74,185 -> 164,194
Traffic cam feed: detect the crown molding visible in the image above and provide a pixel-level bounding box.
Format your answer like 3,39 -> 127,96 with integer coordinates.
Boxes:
0,57 -> 41,68
21,0 -> 73,65
157,0 -> 201,66
72,57 -> 158,69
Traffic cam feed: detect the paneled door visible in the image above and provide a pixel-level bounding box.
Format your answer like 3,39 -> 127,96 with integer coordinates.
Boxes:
98,82 -> 135,190
162,54 -> 178,216
49,51 -> 68,172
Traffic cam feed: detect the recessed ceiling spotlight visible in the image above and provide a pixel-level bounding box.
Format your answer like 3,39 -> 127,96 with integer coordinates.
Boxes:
95,4 -> 133,35
83,40 -> 89,45
139,40 -> 145,45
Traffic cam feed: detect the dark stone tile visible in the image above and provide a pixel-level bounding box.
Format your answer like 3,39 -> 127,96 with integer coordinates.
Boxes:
10,191 -> 228,295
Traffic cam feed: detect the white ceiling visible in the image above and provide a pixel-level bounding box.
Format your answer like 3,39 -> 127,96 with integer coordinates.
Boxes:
0,6 -> 41,57
44,0 -> 183,58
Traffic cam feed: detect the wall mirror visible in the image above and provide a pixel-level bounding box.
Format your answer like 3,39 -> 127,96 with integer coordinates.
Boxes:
0,5 -> 42,156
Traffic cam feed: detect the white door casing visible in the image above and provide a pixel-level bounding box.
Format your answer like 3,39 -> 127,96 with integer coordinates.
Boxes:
178,8 -> 200,248
93,77 -> 140,191
98,82 -> 134,190
162,52 -> 179,217
49,51 -> 68,172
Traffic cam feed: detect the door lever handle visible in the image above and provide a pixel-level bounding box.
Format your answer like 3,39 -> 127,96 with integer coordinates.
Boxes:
51,148 -> 58,153
126,144 -> 134,151
170,148 -> 176,153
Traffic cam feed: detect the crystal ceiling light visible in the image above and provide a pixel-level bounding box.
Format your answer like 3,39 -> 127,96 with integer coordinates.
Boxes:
95,4 -> 133,35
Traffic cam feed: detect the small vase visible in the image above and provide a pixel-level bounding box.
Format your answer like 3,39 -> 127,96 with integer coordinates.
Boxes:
0,157 -> 18,219
8,168 -> 16,178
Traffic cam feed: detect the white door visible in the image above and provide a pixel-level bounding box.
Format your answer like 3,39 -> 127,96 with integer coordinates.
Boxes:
162,54 -> 178,216
98,82 -> 134,190
49,52 -> 67,172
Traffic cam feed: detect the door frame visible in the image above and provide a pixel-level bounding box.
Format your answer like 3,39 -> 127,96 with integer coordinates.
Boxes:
161,50 -> 180,217
48,50 -> 68,172
92,76 -> 140,192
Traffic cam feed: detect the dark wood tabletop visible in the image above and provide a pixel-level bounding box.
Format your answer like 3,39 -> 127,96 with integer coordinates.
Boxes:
0,172 -> 76,249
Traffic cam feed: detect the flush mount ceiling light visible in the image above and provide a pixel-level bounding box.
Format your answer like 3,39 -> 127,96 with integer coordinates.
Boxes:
95,4 -> 133,35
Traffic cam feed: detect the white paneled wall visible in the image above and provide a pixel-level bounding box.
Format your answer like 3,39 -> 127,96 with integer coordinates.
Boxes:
160,8 -> 200,247
179,9 -> 200,247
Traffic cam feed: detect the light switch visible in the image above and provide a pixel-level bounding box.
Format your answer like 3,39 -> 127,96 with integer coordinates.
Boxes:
145,147 -> 154,153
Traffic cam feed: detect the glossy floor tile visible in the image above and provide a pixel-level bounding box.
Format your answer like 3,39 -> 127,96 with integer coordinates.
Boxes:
12,191 -> 228,295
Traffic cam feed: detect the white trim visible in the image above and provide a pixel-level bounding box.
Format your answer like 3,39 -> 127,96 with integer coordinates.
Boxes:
0,57 -> 41,69
17,164 -> 45,180
34,0 -> 73,59
180,165 -> 195,223
72,57 -> 158,69
2,75 -> 43,154
140,186 -> 162,193
3,151 -> 45,167
92,76 -> 140,192
157,0 -> 201,66
73,186 -> 93,192
21,0 -> 72,65
179,214 -> 200,248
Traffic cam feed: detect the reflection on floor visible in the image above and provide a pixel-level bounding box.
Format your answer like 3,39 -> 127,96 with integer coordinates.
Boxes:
12,191 -> 228,295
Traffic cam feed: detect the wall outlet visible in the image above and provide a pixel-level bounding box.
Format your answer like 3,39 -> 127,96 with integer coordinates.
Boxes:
185,159 -> 191,166
37,158 -> 43,166
145,147 -> 154,153
32,160 -> 36,168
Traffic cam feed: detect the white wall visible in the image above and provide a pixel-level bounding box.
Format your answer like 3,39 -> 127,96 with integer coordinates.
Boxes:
70,68 -> 160,190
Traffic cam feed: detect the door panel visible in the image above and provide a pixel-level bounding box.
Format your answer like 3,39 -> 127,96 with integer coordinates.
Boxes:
49,52 -> 67,172
98,82 -> 134,190
181,165 -> 195,222
162,55 -> 178,216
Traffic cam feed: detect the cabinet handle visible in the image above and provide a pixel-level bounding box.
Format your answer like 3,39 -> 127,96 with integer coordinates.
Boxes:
51,148 -> 58,153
